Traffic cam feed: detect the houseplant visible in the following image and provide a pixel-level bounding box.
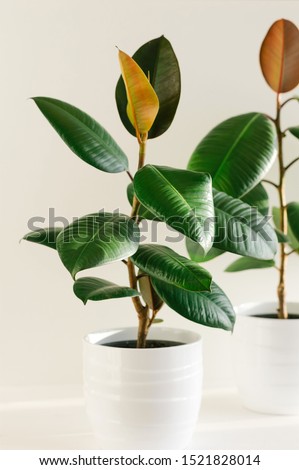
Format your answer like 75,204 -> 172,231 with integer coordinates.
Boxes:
23,36 -> 277,447
187,19 -> 299,414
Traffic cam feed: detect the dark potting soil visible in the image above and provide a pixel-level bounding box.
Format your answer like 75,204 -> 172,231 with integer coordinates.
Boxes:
252,313 -> 299,319
102,340 -> 184,349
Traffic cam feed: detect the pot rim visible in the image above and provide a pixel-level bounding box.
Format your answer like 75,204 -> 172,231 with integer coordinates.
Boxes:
83,326 -> 202,351
234,300 -> 299,321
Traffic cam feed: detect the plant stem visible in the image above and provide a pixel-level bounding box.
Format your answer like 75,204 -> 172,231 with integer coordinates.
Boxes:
286,249 -> 297,256
137,312 -> 150,349
126,170 -> 134,182
262,179 -> 279,189
138,135 -> 147,169
276,94 -> 288,319
285,156 -> 299,172
280,96 -> 299,108
127,134 -> 150,348
148,308 -> 160,328
127,258 -> 149,348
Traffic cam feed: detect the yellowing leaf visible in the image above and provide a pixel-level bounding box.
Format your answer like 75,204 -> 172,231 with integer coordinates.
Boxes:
118,49 -> 159,139
260,19 -> 299,93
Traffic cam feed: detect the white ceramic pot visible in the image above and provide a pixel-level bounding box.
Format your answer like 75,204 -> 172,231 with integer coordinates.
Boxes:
83,327 -> 202,449
233,301 -> 299,415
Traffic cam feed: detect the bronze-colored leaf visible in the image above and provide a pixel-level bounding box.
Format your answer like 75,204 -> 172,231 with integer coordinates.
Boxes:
138,271 -> 163,312
260,19 -> 299,93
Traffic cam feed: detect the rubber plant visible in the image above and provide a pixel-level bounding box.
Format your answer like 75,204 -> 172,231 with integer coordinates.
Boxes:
23,36 -> 277,347
187,19 -> 299,319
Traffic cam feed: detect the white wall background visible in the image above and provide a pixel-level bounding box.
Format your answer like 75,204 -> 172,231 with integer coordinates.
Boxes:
1,0 -> 298,390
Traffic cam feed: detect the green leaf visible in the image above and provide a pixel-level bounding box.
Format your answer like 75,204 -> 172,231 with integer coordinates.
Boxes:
273,207 -> 299,251
132,244 -> 212,292
186,237 -> 224,262
240,183 -> 269,216
138,272 -> 163,311
151,278 -> 235,331
127,182 -> 159,221
213,189 -> 277,260
225,256 -> 275,272
188,113 -> 277,198
274,228 -> 289,243
56,212 -> 140,278
287,202 -> 299,246
23,227 -> 63,249
32,97 -> 128,173
134,165 -> 214,253
73,277 -> 139,304
116,36 -> 181,138
288,127 -> 299,139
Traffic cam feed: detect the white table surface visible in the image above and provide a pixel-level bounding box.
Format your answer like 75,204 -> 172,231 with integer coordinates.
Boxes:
0,386 -> 298,450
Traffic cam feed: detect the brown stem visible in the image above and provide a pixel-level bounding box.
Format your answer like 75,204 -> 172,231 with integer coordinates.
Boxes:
126,170 -> 134,182
286,249 -> 296,256
127,258 -> 149,342
285,157 -> 299,172
276,94 -> 288,319
262,179 -> 279,189
137,313 -> 150,348
148,308 -> 160,328
280,96 -> 299,108
126,135 -> 150,347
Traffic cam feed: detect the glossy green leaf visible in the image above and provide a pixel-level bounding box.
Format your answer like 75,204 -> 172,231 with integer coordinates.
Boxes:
240,183 -> 269,216
127,182 -> 159,221
116,36 -> 181,139
23,227 -> 63,250
32,97 -> 128,173
73,277 -> 139,304
213,189 -> 277,259
287,202 -> 299,245
151,278 -> 235,331
134,165 -> 214,253
272,208 -> 280,229
56,212 -> 140,278
274,228 -> 289,243
288,126 -> 299,139
186,238 -> 224,262
273,207 -> 299,251
138,271 -> 163,311
225,256 -> 275,272
118,50 -> 159,137
188,113 -> 277,198
132,244 -> 212,292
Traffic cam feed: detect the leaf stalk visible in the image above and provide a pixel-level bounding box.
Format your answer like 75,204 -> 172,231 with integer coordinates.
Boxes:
127,137 -> 151,348
276,94 -> 288,319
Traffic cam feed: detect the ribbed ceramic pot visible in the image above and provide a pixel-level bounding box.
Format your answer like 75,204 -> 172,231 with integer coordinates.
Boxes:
233,301 -> 299,415
83,327 -> 202,449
